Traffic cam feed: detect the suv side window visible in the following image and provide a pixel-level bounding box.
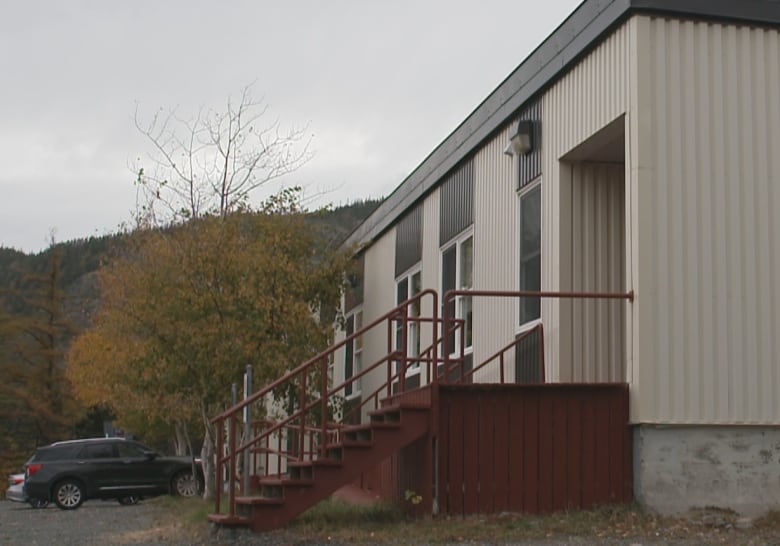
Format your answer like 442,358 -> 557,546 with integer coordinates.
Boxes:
81,443 -> 116,459
116,442 -> 148,458
30,445 -> 81,461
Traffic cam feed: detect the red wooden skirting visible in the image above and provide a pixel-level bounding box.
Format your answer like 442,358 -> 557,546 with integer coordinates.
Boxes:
437,383 -> 631,515
359,383 -> 631,516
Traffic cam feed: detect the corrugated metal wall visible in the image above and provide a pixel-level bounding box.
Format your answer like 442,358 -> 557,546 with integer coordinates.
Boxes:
473,124 -> 519,381
395,205 -> 423,277
517,101 -> 542,190
357,230 -> 397,408
630,17 -> 780,424
567,163 -> 626,382
542,21 -> 630,383
439,160 -> 475,245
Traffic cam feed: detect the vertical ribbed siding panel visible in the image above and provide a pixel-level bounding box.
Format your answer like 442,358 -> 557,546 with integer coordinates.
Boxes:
472,125 -> 519,382
439,161 -> 475,245
395,205 -> 423,277
542,23 -> 630,383
635,18 -> 780,424
359,230 -> 397,405
518,100 -> 542,189
569,164 -> 626,382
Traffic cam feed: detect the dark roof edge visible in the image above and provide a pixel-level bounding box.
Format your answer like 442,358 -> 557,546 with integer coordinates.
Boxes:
344,0 -> 780,250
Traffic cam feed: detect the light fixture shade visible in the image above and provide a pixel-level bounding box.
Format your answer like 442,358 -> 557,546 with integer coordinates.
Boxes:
510,119 -> 534,155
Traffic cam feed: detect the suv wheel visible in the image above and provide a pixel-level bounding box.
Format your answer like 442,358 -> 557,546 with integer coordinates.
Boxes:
172,470 -> 198,497
53,480 -> 84,510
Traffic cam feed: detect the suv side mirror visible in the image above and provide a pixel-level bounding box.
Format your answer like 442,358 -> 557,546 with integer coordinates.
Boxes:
142,450 -> 158,461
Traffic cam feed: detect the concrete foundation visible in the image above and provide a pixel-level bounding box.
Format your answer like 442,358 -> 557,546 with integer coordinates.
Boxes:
634,425 -> 780,516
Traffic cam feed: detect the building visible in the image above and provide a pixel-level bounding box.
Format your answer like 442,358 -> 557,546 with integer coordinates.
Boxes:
210,0 -> 780,531
335,0 -> 780,516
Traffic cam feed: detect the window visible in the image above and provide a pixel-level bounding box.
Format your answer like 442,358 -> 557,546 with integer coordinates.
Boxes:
442,232 -> 474,355
117,442 -> 148,458
344,309 -> 363,398
395,267 -> 422,382
519,183 -> 541,325
82,443 -> 114,459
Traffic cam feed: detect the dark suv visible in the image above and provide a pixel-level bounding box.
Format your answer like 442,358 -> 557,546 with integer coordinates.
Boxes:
24,438 -> 202,510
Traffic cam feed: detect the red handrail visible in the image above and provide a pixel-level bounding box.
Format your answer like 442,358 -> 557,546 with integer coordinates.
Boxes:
211,288 -> 633,517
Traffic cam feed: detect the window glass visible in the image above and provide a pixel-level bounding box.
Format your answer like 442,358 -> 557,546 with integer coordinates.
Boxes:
344,315 -> 354,397
344,310 -> 362,398
519,185 -> 541,324
460,236 -> 473,289
441,233 -> 474,355
82,443 -> 115,459
117,442 -> 147,458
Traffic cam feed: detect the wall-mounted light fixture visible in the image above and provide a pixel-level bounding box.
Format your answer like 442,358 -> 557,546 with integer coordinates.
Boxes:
508,119 -> 534,156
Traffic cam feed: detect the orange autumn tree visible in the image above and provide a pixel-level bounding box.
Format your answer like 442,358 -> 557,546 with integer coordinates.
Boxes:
67,189 -> 350,499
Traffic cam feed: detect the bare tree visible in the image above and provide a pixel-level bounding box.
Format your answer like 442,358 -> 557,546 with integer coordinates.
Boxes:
133,86 -> 313,226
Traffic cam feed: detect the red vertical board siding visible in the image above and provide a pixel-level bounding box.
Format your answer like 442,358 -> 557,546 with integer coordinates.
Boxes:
492,392 -> 510,513
579,394 -> 597,510
438,396 -> 451,514
448,392 -> 466,515
522,394 -> 539,513
566,394 -> 583,510
551,396 -> 569,511
507,390 -> 525,512
537,393 -> 554,513
621,387 -> 633,502
462,394 -> 481,514
477,393 -> 497,513
592,395 -> 611,503
435,384 -> 630,517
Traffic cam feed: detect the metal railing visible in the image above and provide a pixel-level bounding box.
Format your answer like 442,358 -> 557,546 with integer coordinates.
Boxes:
210,288 -> 634,519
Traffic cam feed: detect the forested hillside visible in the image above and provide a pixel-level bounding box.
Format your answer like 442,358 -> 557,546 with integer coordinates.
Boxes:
0,198 -> 380,482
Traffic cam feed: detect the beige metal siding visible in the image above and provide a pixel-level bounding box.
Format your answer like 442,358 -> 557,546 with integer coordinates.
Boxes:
355,230 -> 397,407
542,22 -> 631,383
567,163 -> 626,382
472,125 -> 520,382
631,17 -> 780,424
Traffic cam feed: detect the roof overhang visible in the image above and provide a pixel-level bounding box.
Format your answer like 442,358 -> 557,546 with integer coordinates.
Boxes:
343,0 -> 780,251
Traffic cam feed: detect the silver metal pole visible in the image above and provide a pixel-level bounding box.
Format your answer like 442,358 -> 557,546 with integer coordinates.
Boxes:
243,365 -> 252,494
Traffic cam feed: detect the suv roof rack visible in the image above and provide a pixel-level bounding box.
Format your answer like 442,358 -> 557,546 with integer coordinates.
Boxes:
51,437 -> 126,446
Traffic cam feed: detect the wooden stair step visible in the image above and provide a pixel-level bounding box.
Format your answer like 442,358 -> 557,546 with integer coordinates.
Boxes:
258,477 -> 314,487
207,513 -> 251,526
235,495 -> 284,506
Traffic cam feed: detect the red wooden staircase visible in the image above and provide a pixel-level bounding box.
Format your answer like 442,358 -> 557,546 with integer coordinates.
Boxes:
208,290 -> 442,532
217,403 -> 431,532
208,288 -> 633,533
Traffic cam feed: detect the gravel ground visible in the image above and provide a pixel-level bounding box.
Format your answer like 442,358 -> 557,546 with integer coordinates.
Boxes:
3,498 -> 780,546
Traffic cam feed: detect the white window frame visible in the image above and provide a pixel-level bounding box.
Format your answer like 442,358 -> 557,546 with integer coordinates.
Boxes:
441,228 -> 474,357
516,179 -> 542,335
343,307 -> 363,400
394,265 -> 422,382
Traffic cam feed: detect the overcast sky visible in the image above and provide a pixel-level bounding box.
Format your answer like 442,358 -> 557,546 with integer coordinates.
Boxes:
0,0 -> 581,253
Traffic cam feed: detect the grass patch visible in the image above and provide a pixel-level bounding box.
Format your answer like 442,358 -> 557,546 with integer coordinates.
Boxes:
149,497 -> 780,544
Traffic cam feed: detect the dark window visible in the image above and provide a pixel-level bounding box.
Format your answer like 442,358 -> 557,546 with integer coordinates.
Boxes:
344,311 -> 363,398
441,235 -> 473,355
117,442 -> 148,458
344,254 -> 365,313
81,443 -> 115,459
519,185 -> 541,324
515,327 -> 543,384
